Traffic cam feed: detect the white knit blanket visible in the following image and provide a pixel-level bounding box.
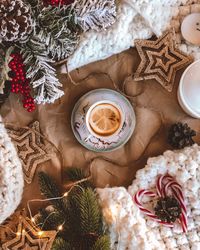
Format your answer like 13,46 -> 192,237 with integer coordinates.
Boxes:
67,0 -> 191,71
97,144 -> 200,250
0,118 -> 23,224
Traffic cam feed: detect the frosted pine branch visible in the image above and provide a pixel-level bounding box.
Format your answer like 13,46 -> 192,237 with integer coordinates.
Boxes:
73,0 -> 117,31
21,35 -> 64,104
37,6 -> 80,61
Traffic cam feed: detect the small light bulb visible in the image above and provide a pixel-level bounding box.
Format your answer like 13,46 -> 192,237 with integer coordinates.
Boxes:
22,229 -> 25,234
16,232 -> 21,236
31,218 -> 35,223
38,231 -> 43,236
57,225 -> 63,231
63,192 -> 68,197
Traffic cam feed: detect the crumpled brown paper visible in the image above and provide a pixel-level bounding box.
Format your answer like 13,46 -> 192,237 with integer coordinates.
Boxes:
1,48 -> 200,213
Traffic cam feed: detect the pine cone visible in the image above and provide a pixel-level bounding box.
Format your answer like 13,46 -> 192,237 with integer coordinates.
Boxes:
168,122 -> 196,149
154,196 -> 181,223
0,0 -> 34,42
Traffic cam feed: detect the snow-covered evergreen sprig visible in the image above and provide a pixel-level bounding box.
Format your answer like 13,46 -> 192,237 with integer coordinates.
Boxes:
21,35 -> 64,104
20,4 -> 80,104
20,0 -> 117,105
73,0 -> 117,31
37,6 -> 81,61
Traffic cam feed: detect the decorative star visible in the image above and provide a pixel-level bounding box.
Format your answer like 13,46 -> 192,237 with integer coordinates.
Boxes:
133,32 -> 193,92
6,121 -> 53,184
2,215 -> 56,250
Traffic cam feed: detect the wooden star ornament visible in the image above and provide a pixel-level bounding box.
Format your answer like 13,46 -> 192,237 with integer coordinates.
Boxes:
6,121 -> 54,184
2,215 -> 56,250
133,32 -> 193,92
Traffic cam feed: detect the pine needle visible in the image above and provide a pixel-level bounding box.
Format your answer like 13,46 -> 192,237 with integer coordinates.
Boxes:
36,208 -> 64,231
38,172 -> 110,249
52,237 -> 74,250
91,235 -> 110,250
65,167 -> 86,181
38,172 -> 65,212
77,188 -> 103,235
66,187 -> 104,249
65,167 -> 93,189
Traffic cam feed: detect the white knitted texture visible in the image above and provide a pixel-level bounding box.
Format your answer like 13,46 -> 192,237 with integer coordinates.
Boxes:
0,118 -> 24,224
67,0 -> 191,71
97,144 -> 200,250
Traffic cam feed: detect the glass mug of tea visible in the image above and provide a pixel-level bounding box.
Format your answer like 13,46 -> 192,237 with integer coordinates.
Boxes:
85,100 -> 125,139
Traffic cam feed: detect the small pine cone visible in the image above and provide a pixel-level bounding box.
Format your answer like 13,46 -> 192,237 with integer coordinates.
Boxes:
0,0 -> 34,42
154,196 -> 181,223
168,122 -> 196,149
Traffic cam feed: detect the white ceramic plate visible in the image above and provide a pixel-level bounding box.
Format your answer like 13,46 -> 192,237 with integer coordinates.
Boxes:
178,60 -> 200,118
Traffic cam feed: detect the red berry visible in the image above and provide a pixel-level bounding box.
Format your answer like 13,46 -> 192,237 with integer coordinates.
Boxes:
9,53 -> 36,112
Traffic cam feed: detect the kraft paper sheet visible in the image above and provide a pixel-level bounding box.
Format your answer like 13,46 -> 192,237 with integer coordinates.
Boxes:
1,48 -> 200,213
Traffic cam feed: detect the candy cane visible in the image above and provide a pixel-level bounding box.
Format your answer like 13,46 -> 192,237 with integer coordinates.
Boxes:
133,174 -> 187,232
133,189 -> 174,227
160,175 -> 188,232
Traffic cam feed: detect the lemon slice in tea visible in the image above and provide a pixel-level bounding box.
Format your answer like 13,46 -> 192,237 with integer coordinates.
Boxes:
89,103 -> 121,136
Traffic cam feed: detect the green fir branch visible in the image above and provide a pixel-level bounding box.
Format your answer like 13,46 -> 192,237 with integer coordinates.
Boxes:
65,167 -> 86,182
38,172 -> 65,213
79,188 -> 103,235
91,235 -> 111,250
52,237 -> 74,250
38,172 -> 110,250
65,167 -> 93,189
67,187 -> 103,238
36,208 -> 64,231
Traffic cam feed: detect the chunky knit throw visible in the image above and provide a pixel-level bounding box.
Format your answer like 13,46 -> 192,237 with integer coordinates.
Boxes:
98,144 -> 200,250
0,117 -> 23,224
67,0 -> 196,72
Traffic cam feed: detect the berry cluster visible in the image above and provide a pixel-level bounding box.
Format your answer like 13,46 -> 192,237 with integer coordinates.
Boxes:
43,0 -> 74,6
9,53 -> 36,112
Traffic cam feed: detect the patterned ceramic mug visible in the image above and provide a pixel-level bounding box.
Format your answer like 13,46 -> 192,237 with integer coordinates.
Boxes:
85,100 -> 125,139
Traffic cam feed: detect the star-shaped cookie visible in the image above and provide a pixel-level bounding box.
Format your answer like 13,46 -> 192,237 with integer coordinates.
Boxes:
133,32 -> 193,92
6,121 -> 53,184
2,216 -> 56,250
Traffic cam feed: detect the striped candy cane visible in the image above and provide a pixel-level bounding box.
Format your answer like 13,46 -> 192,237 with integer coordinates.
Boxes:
133,174 -> 187,232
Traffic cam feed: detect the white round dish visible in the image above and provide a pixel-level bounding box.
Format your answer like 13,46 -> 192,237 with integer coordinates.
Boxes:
178,60 -> 200,118
71,89 -> 136,152
181,13 -> 200,45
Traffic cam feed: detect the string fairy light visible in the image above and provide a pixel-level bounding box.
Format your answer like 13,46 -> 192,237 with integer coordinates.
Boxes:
27,178 -> 91,235
0,173 -> 93,246
37,231 -> 44,236
0,156 -> 118,248
57,224 -> 64,231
